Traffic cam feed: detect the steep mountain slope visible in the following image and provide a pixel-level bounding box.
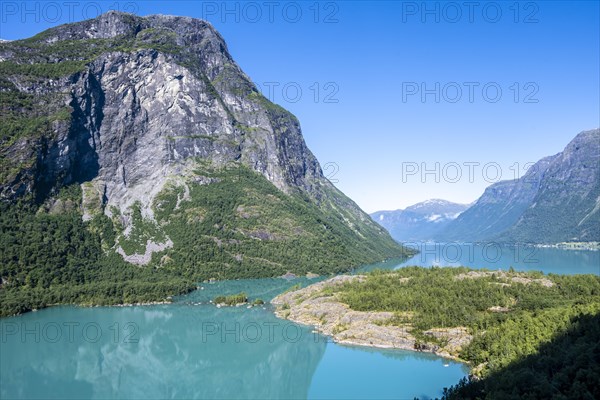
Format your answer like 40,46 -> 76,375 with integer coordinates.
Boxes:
0,12 -> 409,315
436,156 -> 556,242
438,129 -> 599,243
497,129 -> 600,243
371,199 -> 469,242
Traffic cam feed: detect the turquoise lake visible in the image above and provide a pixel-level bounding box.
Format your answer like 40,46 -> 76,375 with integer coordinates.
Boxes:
1,246 -> 598,399
361,243 -> 600,275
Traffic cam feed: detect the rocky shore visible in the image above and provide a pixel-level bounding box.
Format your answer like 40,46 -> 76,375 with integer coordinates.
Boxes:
107,300 -> 172,307
536,241 -> 600,251
271,275 -> 472,360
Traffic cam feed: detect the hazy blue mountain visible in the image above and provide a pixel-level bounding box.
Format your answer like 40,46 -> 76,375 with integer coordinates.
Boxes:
371,199 -> 470,242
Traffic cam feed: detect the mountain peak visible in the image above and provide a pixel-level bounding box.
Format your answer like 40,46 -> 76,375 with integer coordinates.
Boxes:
0,13 -> 407,271
26,11 -> 221,46
405,199 -> 469,213
32,11 -> 145,41
371,200 -> 470,241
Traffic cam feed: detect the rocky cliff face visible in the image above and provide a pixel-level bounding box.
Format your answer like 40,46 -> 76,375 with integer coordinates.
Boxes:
438,129 -> 599,243
0,12 -> 405,269
2,12 -> 320,208
437,155 -> 556,242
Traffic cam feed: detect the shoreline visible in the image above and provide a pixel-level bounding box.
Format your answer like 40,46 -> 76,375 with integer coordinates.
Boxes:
1,299 -> 176,318
308,326 -> 468,364
0,257 -> 410,318
101,300 -> 172,307
271,275 -> 472,363
534,241 -> 600,251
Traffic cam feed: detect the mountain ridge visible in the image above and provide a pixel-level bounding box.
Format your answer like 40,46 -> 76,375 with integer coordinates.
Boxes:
372,130 -> 599,244
371,199 -> 470,242
0,12 -> 410,315
437,129 -> 600,243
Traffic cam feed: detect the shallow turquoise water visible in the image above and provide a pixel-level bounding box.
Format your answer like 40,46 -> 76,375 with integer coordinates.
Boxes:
308,345 -> 466,400
0,299 -> 467,399
1,247 -> 596,399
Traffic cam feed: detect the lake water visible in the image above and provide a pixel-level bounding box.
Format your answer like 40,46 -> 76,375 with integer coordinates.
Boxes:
359,243 -> 600,275
1,246 -> 597,399
0,279 -> 467,400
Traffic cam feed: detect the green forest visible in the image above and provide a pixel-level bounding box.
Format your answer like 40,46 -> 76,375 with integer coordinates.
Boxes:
0,199 -> 196,317
331,267 -> 600,398
442,311 -> 600,399
0,27 -> 409,317
146,163 -> 407,280
213,292 -> 249,306
0,164 -> 409,317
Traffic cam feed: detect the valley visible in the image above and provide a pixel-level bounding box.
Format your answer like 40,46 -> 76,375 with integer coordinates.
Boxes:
0,5 -> 598,400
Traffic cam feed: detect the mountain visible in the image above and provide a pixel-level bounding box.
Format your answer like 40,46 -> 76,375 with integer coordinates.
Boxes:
435,156 -> 556,242
371,199 -> 470,242
0,12 -> 410,315
437,129 -> 600,243
497,129 -> 600,243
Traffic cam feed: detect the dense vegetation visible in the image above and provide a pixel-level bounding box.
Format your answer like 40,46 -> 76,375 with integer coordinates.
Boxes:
0,164 -> 408,316
146,163 -> 408,280
0,27 -> 216,314
334,267 -> 600,385
0,184 -> 198,317
442,311 -> 600,399
213,292 -> 248,306
0,204 -> 196,317
1,18 -> 409,316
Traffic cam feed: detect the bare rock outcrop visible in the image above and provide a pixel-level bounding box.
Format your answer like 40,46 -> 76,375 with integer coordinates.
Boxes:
272,275 -> 472,359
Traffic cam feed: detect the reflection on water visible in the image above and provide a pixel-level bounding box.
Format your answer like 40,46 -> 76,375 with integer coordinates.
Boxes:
2,247 -> 595,399
358,244 -> 600,275
3,247 -> 596,399
1,275 -> 468,400
1,305 -> 326,399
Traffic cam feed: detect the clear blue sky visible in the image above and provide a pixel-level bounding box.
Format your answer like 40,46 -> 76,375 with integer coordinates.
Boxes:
1,1 -> 599,212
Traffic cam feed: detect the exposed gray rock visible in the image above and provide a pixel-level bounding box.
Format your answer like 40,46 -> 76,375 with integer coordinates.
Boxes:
437,155 -> 556,242
272,275 -> 472,359
116,237 -> 173,265
1,12 -> 322,206
0,11 -> 400,264
454,270 -> 554,287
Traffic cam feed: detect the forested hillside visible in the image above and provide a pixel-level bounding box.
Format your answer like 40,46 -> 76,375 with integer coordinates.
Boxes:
0,12 -> 410,315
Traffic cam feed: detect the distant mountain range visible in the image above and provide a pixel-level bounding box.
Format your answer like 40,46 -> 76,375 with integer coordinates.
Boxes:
373,129 -> 600,244
494,129 -> 600,243
370,199 -> 470,242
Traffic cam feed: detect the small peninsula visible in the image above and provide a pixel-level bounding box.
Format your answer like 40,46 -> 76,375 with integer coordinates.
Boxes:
272,266 -> 600,378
